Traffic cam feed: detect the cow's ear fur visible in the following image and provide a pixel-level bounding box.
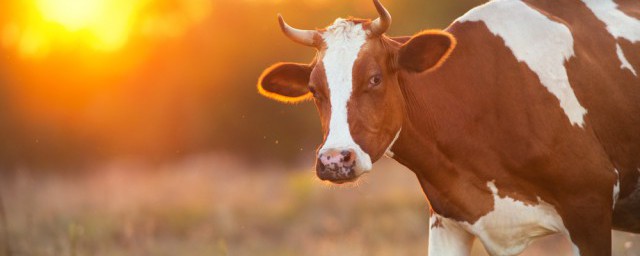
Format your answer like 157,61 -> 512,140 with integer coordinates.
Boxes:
398,30 -> 456,73
258,62 -> 313,103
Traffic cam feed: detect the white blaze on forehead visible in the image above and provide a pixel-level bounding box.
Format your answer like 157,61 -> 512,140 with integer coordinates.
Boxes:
457,0 -> 588,127
581,0 -> 640,77
319,18 -> 372,171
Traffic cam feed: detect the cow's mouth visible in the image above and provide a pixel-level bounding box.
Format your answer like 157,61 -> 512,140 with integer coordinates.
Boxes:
316,161 -> 365,183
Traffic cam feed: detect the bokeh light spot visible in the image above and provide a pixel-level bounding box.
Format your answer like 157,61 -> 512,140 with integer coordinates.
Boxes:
37,0 -> 104,31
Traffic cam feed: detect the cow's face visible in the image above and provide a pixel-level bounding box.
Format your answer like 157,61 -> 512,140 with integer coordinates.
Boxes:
258,0 -> 455,183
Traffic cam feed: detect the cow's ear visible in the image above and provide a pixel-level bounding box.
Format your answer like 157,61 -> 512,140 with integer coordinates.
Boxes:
398,30 -> 456,73
258,62 -> 313,103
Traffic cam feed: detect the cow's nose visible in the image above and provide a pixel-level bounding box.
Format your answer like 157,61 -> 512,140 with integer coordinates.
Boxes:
316,149 -> 357,182
341,150 -> 352,163
319,149 -> 356,166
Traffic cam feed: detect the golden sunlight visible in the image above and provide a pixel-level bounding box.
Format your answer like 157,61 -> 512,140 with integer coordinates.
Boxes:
37,0 -> 104,31
36,0 -> 142,52
2,0 -> 212,59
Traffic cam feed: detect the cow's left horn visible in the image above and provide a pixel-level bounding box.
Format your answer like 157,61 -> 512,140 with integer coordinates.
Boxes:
278,14 -> 320,47
370,0 -> 392,36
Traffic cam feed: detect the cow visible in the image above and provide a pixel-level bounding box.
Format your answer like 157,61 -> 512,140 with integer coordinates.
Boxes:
257,0 -> 640,255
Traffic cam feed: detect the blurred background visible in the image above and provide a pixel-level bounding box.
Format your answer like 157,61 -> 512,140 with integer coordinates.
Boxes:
0,0 -> 637,255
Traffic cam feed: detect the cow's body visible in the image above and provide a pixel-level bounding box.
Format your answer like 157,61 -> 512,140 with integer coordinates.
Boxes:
258,0 -> 640,255
388,0 -> 640,254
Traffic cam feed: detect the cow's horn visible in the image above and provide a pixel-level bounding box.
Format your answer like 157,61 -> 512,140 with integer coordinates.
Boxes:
370,0 -> 391,36
278,14 -> 319,47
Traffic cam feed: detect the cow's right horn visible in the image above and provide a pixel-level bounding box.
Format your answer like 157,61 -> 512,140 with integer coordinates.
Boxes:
370,0 -> 392,36
278,14 -> 320,47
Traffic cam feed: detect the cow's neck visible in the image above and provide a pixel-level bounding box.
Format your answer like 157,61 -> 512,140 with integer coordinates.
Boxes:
388,70 -> 492,221
383,37 -> 457,181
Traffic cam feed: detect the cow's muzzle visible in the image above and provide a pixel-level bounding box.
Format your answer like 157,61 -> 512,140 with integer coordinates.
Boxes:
315,148 -> 360,183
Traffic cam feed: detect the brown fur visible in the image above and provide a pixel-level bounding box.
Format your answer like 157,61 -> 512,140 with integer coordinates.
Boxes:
615,0 -> 640,19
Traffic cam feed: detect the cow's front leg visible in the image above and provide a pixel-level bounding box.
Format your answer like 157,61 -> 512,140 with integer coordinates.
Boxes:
428,212 -> 475,256
561,203 -> 613,256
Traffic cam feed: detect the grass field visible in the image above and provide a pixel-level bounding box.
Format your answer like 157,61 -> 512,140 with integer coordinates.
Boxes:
0,154 -> 638,256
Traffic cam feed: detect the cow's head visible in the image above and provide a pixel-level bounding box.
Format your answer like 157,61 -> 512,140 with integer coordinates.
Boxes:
258,0 -> 456,183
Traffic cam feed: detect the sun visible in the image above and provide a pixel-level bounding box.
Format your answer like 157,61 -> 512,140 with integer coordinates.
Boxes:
37,0 -> 104,32
33,0 -> 141,52
2,0 -> 212,58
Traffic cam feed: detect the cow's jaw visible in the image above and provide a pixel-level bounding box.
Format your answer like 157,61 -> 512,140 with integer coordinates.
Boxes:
318,19 -> 372,175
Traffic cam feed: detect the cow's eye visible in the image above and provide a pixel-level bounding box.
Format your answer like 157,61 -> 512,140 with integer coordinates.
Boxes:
308,86 -> 317,97
369,75 -> 382,87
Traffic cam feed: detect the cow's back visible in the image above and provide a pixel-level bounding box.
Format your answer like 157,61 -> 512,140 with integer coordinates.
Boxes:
521,0 -> 640,232
524,0 -> 640,181
404,0 -> 640,232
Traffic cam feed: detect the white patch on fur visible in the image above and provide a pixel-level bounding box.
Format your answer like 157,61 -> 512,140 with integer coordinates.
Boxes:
428,213 -> 474,256
581,0 -> 640,43
384,129 -> 401,158
613,169 -> 620,208
460,181 -> 575,256
319,19 -> 372,172
457,0 -> 587,127
582,0 -> 640,77
616,44 -> 637,76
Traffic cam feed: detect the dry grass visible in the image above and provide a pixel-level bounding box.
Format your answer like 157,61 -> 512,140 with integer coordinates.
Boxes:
0,154 -> 638,256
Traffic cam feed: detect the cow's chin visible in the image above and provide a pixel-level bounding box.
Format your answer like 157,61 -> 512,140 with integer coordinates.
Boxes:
323,171 -> 368,184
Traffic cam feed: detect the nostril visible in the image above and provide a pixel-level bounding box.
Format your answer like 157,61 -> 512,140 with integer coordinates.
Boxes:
341,150 -> 352,162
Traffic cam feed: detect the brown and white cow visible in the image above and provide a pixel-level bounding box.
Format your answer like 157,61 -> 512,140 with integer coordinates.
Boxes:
257,0 -> 640,255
